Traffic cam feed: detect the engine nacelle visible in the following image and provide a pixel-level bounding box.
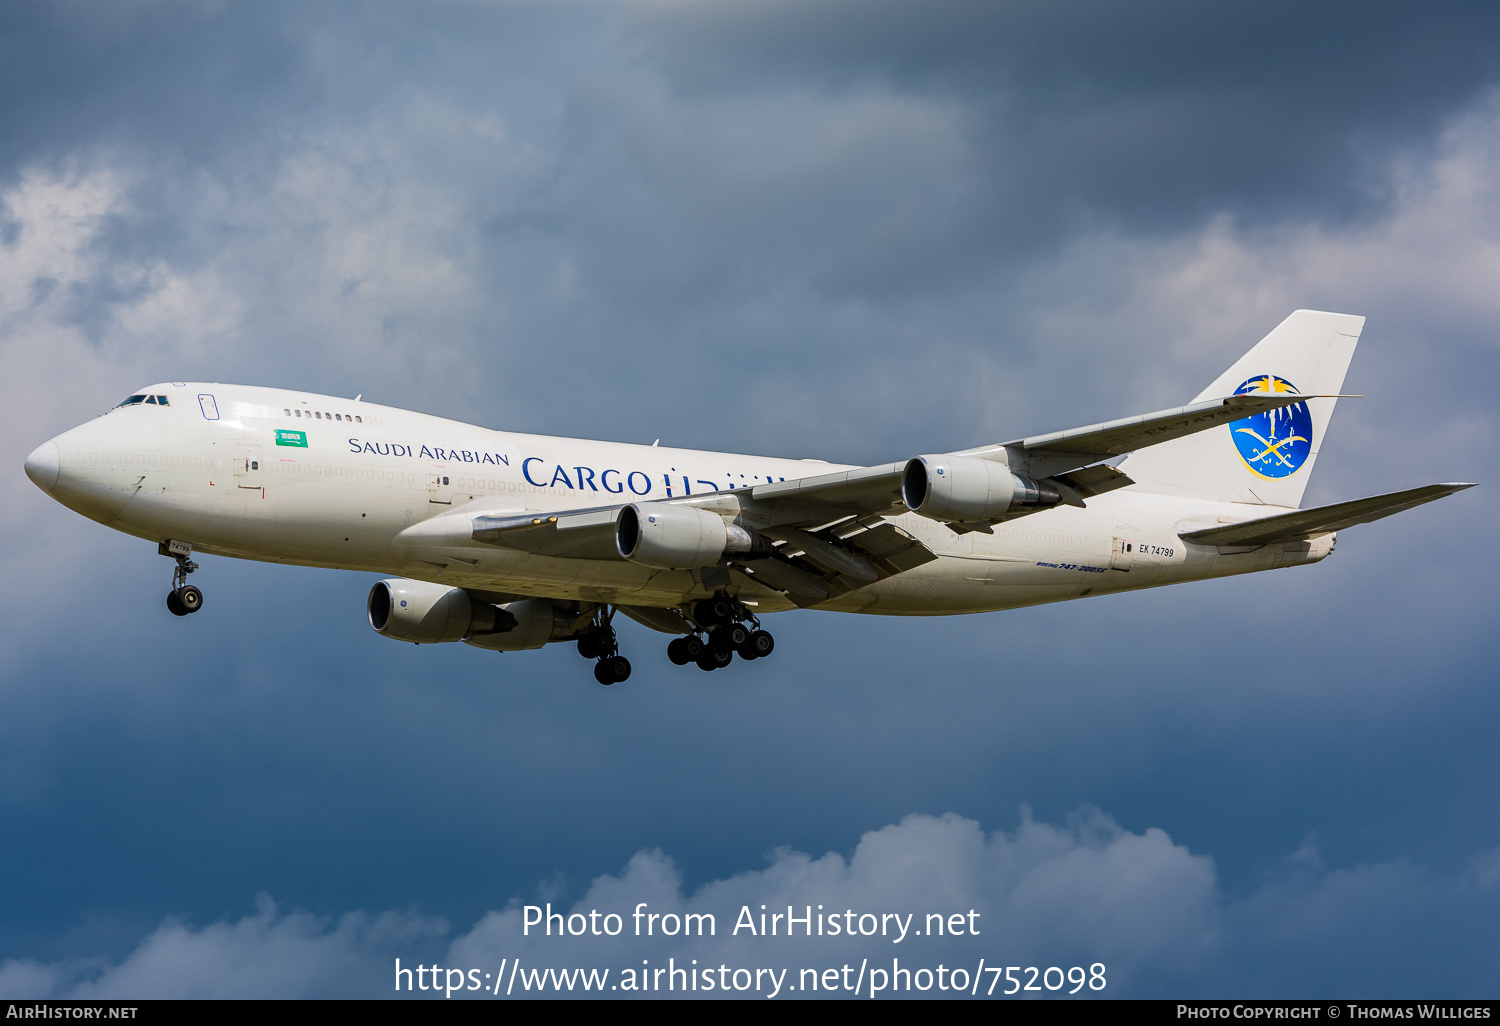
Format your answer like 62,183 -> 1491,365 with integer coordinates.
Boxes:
367,579 -> 502,644
615,503 -> 768,569
463,599 -> 577,652
902,454 -> 1061,523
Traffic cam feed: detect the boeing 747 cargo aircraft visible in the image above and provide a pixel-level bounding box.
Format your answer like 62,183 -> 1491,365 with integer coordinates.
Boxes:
23,311 -> 1472,685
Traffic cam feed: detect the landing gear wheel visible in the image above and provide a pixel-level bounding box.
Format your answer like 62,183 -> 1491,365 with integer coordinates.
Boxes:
696,646 -> 732,672
724,623 -> 750,648
176,585 -> 203,614
166,590 -> 186,616
667,638 -> 690,665
695,596 -> 735,626
580,607 -> 629,684
745,630 -> 773,659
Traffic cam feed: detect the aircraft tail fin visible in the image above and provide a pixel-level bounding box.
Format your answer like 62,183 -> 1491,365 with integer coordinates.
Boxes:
1119,310 -> 1364,507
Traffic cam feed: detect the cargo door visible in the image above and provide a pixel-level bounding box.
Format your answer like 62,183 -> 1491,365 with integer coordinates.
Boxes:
428,465 -> 451,504
234,442 -> 263,489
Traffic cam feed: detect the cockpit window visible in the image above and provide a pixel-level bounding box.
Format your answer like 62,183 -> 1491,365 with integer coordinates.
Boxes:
117,394 -> 171,408
118,395 -> 147,406
156,395 -> 169,405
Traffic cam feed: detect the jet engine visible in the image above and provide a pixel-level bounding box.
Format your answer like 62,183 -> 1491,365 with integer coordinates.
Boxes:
368,579 -> 499,644
369,579 -> 580,650
902,455 -> 1061,523
615,503 -> 769,570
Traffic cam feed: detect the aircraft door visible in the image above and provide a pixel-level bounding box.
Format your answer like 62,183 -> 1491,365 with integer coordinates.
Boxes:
234,443 -> 263,489
1110,532 -> 1136,571
428,465 -> 451,504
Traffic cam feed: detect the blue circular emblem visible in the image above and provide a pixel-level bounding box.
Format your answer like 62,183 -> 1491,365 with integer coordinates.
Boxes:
1229,375 -> 1313,479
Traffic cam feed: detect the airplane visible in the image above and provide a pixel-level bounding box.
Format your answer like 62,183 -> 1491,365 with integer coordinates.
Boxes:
22,310 -> 1473,686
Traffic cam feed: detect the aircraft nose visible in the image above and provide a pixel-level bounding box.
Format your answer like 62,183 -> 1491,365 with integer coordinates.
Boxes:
24,440 -> 59,494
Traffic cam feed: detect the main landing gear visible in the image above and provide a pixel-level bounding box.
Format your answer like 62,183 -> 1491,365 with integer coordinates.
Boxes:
159,540 -> 203,617
666,593 -> 774,673
575,606 -> 631,686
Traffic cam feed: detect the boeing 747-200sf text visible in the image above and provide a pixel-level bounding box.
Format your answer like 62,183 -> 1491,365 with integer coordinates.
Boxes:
23,310 -> 1473,685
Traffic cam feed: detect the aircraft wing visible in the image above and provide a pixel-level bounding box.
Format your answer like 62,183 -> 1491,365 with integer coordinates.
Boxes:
967,391 -> 1344,478
463,495 -> 938,606
470,506 -> 624,560
1179,483 -> 1476,547
748,461 -> 907,512
458,391 -> 1347,601
737,391 -> 1326,519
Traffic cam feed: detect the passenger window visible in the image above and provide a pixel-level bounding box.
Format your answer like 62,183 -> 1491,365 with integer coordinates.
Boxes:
314,412 -> 321,419
335,414 -> 342,421
284,408 -> 291,416
355,416 -> 362,423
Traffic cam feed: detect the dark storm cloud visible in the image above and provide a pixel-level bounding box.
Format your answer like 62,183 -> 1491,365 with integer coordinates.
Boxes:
0,1 -> 310,169
630,0 -> 1500,238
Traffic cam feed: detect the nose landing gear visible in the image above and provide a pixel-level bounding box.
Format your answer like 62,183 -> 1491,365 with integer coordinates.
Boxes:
159,539 -> 203,617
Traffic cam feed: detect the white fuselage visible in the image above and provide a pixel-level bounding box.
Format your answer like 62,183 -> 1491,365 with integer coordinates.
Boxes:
31,382 -> 1333,617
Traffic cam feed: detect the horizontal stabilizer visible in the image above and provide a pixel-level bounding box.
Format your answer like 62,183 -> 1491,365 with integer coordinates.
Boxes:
1179,483 -> 1475,547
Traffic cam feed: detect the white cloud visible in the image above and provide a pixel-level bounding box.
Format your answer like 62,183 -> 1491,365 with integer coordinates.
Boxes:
0,896 -> 446,1000
2,814 -> 1496,999
2,810 -> 1218,997
485,808 -> 1214,984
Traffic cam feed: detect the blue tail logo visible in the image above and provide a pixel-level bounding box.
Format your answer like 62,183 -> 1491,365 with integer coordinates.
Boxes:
1230,375 -> 1312,479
